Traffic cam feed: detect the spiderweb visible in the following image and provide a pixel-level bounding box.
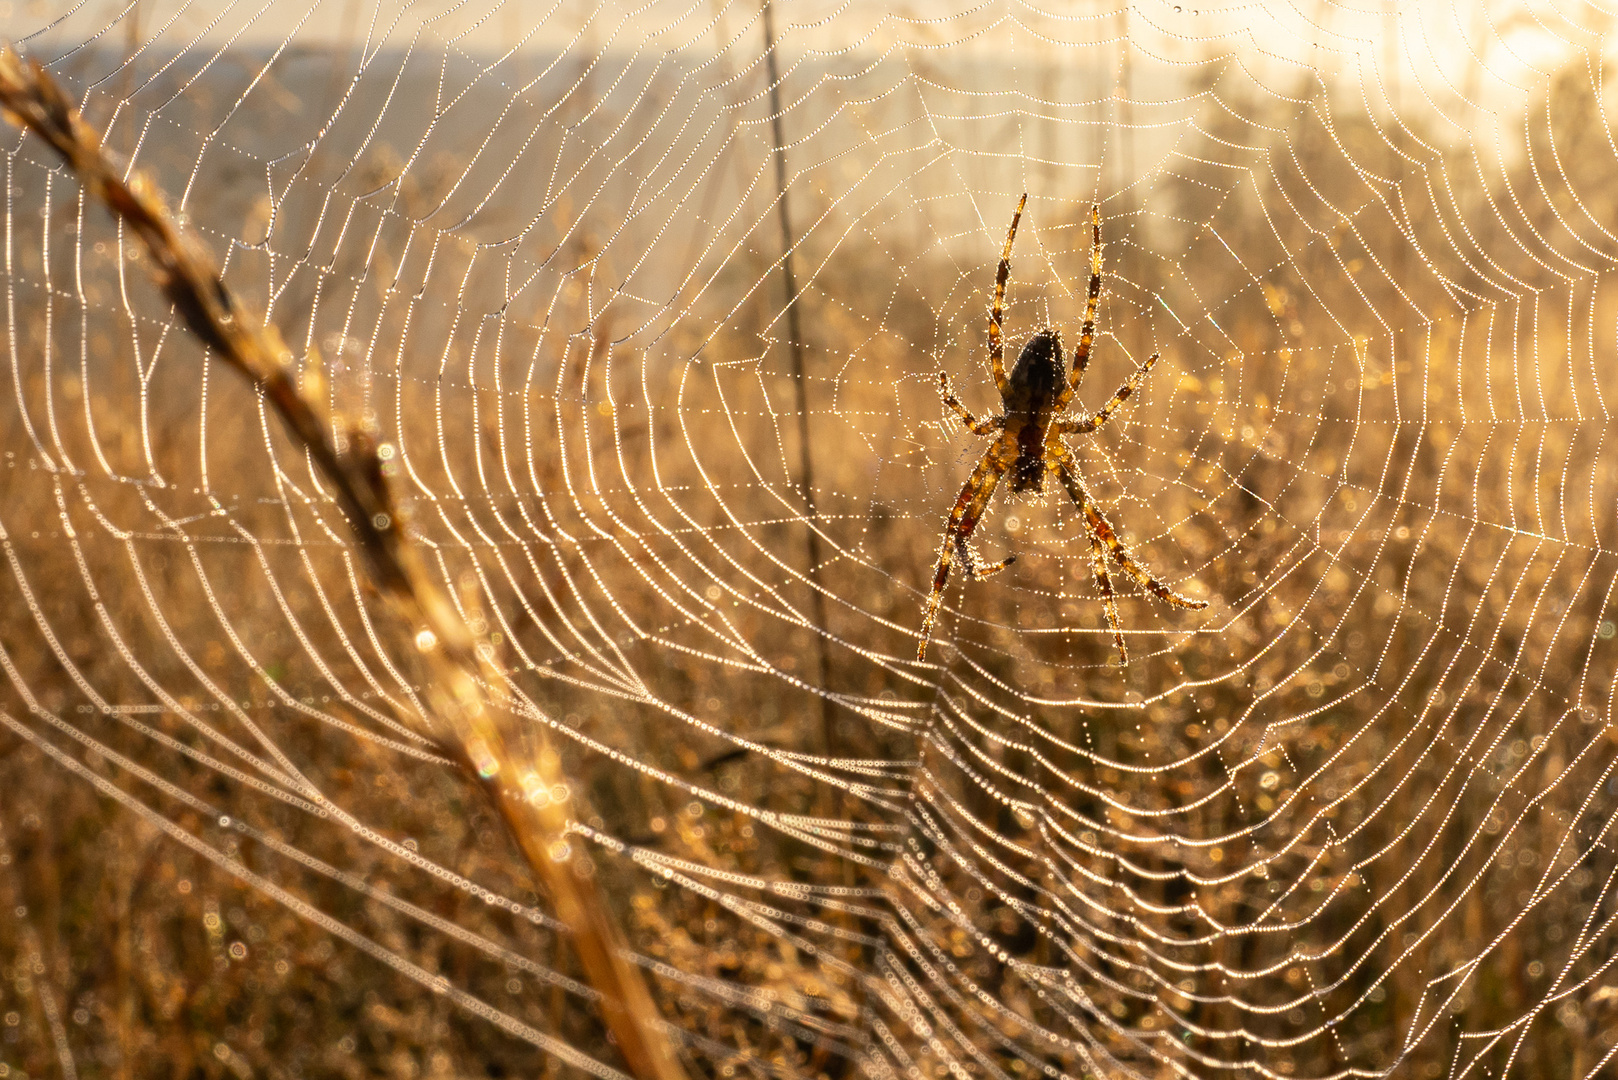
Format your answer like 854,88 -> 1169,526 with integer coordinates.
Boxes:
3,0 -> 1617,1077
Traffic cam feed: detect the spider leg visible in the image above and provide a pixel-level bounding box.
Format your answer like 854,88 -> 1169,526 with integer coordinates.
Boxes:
1057,204 -> 1104,412
917,448 -> 1012,661
1056,352 -> 1160,436
957,533 -> 1014,580
988,194 -> 1027,397
1088,532 -> 1127,665
1055,447 -> 1208,607
939,372 -> 1004,435
1052,445 -> 1207,663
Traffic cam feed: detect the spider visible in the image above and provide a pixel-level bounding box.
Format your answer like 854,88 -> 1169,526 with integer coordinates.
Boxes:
916,194 -> 1208,665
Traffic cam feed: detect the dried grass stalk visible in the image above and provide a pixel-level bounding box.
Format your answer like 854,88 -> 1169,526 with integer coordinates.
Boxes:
0,45 -> 686,1080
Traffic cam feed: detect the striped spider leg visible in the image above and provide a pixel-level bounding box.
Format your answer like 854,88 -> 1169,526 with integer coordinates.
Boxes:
1049,443 -> 1208,665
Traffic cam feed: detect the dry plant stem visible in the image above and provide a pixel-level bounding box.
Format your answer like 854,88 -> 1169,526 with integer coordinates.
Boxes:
760,2 -> 837,767
0,47 -> 687,1080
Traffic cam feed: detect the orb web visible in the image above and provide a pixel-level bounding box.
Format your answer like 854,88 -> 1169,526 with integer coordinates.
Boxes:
2,1 -> 1616,1077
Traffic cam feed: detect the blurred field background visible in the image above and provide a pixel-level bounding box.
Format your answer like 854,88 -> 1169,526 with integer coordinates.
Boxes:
3,2 -> 1618,1078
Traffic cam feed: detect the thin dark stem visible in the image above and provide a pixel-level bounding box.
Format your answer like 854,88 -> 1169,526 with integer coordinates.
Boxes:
761,3 -> 837,761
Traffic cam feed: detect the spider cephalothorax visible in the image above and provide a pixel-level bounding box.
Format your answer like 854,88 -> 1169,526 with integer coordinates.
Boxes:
916,194 -> 1208,665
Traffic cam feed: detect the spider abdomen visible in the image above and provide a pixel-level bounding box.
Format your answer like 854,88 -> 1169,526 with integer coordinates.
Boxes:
1005,330 -> 1065,406
1004,330 -> 1065,493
